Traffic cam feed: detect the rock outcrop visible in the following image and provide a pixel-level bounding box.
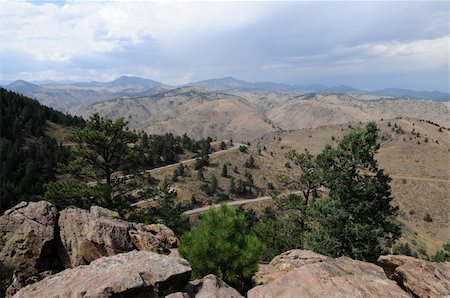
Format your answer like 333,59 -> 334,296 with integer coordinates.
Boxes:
166,274 -> 243,298
249,250 -> 411,298
58,205 -> 179,268
13,250 -> 192,298
0,201 -> 61,296
255,250 -> 330,284
378,255 -> 450,298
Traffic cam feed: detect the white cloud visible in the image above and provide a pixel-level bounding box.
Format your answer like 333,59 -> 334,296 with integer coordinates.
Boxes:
0,1 -> 269,63
263,37 -> 449,74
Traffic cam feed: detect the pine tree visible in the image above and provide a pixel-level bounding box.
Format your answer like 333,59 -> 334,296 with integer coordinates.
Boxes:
179,204 -> 263,291
221,164 -> 228,177
308,122 -> 401,261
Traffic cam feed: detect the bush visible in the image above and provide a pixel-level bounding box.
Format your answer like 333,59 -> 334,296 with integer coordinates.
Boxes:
179,204 -> 263,291
239,145 -> 248,153
244,155 -> 256,168
431,242 -> 450,262
423,213 -> 433,222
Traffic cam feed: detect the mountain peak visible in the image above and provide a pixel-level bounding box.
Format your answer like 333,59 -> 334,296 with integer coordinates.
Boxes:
6,80 -> 43,92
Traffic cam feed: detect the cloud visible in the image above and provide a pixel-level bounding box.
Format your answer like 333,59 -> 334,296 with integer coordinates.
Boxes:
0,1 -> 448,91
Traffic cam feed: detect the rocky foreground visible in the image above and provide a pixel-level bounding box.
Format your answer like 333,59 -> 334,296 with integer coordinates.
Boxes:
1,201 -> 449,297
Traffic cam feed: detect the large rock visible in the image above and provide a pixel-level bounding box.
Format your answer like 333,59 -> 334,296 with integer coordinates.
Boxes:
378,255 -> 450,298
248,250 -> 410,298
166,274 -> 243,298
0,201 -> 61,296
14,250 -> 192,298
255,250 -> 330,284
58,205 -> 179,268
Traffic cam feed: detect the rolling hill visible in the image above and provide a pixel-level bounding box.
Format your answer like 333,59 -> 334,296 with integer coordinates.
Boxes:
77,87 -> 277,141
77,90 -> 449,141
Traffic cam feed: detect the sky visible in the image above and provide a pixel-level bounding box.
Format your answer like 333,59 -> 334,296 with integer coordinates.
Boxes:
0,1 -> 448,91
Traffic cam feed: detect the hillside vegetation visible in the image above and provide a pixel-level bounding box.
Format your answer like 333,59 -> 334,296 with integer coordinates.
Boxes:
0,88 -> 84,212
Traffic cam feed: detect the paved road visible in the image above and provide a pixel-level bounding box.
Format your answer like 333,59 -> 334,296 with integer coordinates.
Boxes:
181,173 -> 450,215
88,143 -> 245,187
143,143 -> 244,175
183,191 -> 303,215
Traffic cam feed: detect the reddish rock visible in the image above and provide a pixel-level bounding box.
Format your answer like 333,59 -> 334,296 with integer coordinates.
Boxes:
0,201 -> 61,296
187,274 -> 243,298
58,205 -> 179,268
14,251 -> 191,298
166,274 -> 243,298
255,250 -> 330,284
378,255 -> 450,298
249,250 -> 410,298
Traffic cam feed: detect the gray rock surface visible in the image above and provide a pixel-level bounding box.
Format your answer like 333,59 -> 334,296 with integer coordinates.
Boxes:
0,201 -> 61,296
249,250 -> 410,298
58,205 -> 179,268
166,274 -> 243,298
378,254 -> 450,298
14,250 -> 191,298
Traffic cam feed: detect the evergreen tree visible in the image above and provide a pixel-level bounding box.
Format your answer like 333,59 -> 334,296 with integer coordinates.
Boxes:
0,88 -> 81,212
308,122 -> 401,261
66,113 -> 139,198
179,204 -> 263,291
221,164 -> 228,177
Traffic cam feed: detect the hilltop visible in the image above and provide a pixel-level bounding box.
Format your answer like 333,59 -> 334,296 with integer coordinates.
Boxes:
76,87 -> 277,141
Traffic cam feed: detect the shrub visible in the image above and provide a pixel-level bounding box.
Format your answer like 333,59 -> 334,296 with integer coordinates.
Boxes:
423,213 -> 433,222
221,164 -> 228,177
239,145 -> 248,153
244,155 -> 256,168
179,204 -> 263,291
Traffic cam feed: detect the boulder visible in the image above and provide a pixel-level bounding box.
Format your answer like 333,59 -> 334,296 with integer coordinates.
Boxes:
0,201 -> 61,296
378,255 -> 450,298
248,250 -> 410,298
58,205 -> 179,268
14,250 -> 192,298
255,250 -> 330,284
166,274 -> 243,298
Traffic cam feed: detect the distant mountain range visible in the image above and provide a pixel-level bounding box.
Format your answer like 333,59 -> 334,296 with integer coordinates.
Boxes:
2,76 -> 449,113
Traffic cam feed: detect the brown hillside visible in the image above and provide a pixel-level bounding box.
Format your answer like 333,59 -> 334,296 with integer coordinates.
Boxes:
79,87 -> 276,141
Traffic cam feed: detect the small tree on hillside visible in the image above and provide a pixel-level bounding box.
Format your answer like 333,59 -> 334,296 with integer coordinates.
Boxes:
179,204 -> 263,291
221,164 -> 228,177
